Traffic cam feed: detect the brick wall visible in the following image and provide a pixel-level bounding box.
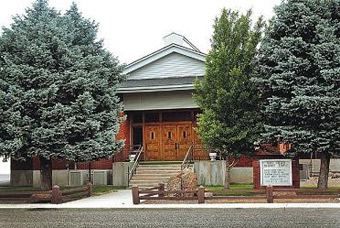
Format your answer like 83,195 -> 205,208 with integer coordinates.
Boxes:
114,113 -> 131,162
253,159 -> 300,189
235,155 -> 254,167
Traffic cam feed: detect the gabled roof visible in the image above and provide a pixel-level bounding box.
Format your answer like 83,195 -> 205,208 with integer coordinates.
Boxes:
123,43 -> 206,75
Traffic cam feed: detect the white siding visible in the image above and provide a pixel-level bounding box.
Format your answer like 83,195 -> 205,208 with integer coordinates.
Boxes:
123,90 -> 198,111
128,53 -> 205,80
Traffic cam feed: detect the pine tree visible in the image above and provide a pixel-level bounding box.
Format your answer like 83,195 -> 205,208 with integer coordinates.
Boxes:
194,9 -> 265,189
0,0 -> 124,190
253,0 -> 339,188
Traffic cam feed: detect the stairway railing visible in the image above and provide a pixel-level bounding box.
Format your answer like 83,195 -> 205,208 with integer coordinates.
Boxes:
128,146 -> 143,186
181,143 -> 194,170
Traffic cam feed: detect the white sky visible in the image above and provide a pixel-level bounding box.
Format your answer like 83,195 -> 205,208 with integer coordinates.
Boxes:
1,0 -> 281,64
0,1 -> 281,174
0,159 -> 10,174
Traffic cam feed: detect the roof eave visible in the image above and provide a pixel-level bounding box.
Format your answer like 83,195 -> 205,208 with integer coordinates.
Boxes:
117,84 -> 195,94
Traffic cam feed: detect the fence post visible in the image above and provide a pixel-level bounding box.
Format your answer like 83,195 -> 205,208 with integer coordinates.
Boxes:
198,185 -> 205,204
266,186 -> 274,203
87,182 -> 93,197
132,185 -> 140,205
51,185 -> 62,204
158,182 -> 165,197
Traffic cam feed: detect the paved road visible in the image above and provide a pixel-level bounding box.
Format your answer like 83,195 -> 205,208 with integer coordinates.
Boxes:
0,208 -> 339,228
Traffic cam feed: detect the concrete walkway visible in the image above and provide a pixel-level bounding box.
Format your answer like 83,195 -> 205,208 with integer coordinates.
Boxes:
0,189 -> 340,209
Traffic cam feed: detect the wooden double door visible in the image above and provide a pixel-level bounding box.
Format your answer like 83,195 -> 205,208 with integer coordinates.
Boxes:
144,122 -> 194,161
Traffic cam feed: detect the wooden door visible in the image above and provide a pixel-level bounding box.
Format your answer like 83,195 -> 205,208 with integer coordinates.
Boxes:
162,124 -> 177,161
176,124 -> 193,160
144,124 -> 161,161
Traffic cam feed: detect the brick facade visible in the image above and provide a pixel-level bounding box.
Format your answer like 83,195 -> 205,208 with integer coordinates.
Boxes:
114,113 -> 131,162
253,159 -> 300,189
235,155 -> 254,167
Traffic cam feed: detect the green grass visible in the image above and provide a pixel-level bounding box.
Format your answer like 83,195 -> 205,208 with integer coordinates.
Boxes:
204,184 -> 253,191
92,185 -> 126,195
0,185 -> 126,194
204,184 -> 255,196
0,186 -> 40,191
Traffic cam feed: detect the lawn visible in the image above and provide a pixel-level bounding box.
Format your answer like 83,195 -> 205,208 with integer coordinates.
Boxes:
92,185 -> 126,195
204,184 -> 256,196
0,186 -> 40,191
204,184 -> 253,191
0,185 -> 126,195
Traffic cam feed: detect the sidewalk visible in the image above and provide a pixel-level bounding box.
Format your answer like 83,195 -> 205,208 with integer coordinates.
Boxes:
0,190 -> 340,209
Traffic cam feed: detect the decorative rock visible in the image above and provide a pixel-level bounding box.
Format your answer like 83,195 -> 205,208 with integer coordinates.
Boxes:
166,169 -> 198,197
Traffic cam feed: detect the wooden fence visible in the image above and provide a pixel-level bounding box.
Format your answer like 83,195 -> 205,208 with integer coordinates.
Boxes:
30,182 -> 93,204
0,190 -> 47,203
132,184 -> 340,204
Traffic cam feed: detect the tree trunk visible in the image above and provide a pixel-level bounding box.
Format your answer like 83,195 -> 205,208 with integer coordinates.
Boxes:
40,156 -> 52,190
317,152 -> 331,189
224,158 -> 231,190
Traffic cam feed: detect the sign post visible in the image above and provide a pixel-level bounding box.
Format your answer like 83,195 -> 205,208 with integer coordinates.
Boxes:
260,159 -> 292,186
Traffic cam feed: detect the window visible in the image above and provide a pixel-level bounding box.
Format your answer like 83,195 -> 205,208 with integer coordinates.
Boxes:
151,132 -> 155,140
132,112 -> 143,124
168,131 -> 172,139
132,127 -> 143,149
162,112 -> 191,122
145,113 -> 159,123
183,131 -> 187,139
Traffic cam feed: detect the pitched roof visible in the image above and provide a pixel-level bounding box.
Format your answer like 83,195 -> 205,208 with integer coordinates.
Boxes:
123,43 -> 206,75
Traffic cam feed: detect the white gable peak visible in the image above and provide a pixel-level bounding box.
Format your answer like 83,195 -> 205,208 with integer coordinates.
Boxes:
163,32 -> 200,52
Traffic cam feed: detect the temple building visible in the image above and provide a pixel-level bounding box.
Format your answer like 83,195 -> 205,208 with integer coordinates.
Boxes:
116,32 -> 209,161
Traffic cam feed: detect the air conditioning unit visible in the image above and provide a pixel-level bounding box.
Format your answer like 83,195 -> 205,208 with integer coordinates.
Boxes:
92,170 -> 108,186
69,171 -> 85,186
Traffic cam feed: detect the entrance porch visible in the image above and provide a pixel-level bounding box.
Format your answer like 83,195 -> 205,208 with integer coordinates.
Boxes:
126,109 -> 208,161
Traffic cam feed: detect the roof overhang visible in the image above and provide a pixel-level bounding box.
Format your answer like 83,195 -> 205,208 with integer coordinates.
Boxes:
118,84 -> 194,94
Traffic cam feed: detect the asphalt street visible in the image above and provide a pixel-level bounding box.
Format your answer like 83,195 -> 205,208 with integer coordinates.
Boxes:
0,208 -> 339,228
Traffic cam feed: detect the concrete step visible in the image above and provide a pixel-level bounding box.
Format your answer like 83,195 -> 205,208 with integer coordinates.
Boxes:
133,174 -> 178,178
137,166 -> 181,170
130,185 -> 164,190
135,170 -> 180,174
131,178 -> 171,182
129,163 -> 183,189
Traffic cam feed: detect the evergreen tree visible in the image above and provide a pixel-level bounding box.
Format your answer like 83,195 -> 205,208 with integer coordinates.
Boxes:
0,0 -> 124,190
253,0 -> 339,188
194,9 -> 265,189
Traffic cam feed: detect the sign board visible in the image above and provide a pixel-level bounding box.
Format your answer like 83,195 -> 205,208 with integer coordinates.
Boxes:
260,159 -> 292,186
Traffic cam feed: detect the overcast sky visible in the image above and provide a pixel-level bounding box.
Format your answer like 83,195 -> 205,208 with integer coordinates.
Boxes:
0,0 -> 282,174
0,0 -> 282,64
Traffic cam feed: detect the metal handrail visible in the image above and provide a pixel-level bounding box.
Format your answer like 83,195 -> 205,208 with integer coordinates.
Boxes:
181,143 -> 194,170
128,146 -> 143,184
